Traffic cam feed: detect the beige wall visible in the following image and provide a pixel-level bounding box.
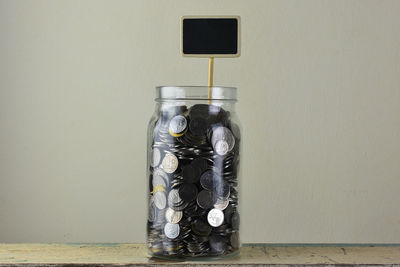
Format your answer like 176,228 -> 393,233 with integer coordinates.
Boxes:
1,0 -> 400,243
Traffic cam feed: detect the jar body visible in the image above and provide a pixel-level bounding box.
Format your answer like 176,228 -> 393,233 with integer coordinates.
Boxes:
146,86 -> 241,259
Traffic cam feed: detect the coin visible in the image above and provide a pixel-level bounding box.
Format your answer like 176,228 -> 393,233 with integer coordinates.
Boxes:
207,208 -> 224,227
150,242 -> 163,253
164,223 -> 180,239
152,185 -> 166,195
154,191 -> 167,210
183,201 -> 199,217
224,205 -> 234,224
151,148 -> 161,167
196,190 -> 214,210
189,117 -> 208,137
182,164 -> 201,183
168,189 -> 182,207
212,224 -> 229,235
165,207 -> 183,224
192,219 -> 212,236
169,115 -> 188,137
162,153 -> 179,173
191,234 -> 209,243
178,183 -> 198,202
213,178 -> 230,200
152,174 -> 166,187
191,157 -> 208,172
209,235 -> 227,253
211,126 -> 235,152
189,104 -> 209,118
163,240 -> 182,253
149,175 -> 154,193
231,212 -> 240,230
213,198 -> 229,210
153,168 -> 170,187
214,140 -> 229,156
148,197 -> 156,222
200,170 -> 214,191
153,208 -> 166,226
161,104 -> 187,120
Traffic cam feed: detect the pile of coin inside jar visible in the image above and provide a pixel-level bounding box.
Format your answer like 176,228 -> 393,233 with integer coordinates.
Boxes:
147,103 -> 240,258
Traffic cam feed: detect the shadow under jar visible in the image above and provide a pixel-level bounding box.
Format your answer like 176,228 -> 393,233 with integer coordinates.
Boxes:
146,86 -> 241,260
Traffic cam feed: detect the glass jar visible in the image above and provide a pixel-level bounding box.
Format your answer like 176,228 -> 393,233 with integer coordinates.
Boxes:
146,86 -> 241,259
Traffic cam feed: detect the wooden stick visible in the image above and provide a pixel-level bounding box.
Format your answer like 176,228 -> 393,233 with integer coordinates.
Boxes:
208,57 -> 214,101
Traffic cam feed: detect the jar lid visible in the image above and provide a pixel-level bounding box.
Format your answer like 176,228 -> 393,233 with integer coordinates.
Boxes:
155,86 -> 237,101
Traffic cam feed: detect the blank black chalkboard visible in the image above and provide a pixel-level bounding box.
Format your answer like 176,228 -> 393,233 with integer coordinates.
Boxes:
182,17 -> 240,57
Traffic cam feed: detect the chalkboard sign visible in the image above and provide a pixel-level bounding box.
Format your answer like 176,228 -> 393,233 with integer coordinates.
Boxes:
181,16 -> 241,57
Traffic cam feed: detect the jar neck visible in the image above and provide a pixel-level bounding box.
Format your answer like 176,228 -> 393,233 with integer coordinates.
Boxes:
156,99 -> 236,110
155,86 -> 237,102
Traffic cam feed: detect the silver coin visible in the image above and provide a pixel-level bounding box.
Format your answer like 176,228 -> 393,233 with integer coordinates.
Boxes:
164,222 -> 180,239
200,170 -> 214,191
161,153 -> 179,173
148,196 -> 155,222
154,208 -> 166,226
165,207 -> 183,224
153,168 -> 169,187
207,208 -> 224,227
213,177 -> 230,200
151,148 -> 161,167
214,140 -> 229,156
169,115 -> 187,135
152,174 -> 166,187
213,198 -> 229,210
168,189 -> 182,207
154,191 -> 167,210
211,126 -> 235,152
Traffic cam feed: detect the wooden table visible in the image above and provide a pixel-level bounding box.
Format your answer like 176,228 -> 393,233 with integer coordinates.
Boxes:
1,243 -> 399,266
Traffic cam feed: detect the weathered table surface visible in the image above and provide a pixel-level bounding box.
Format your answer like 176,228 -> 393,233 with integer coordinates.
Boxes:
0,243 -> 400,266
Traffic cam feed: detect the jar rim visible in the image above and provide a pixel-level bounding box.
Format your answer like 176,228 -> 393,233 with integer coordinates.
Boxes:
155,86 -> 237,101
